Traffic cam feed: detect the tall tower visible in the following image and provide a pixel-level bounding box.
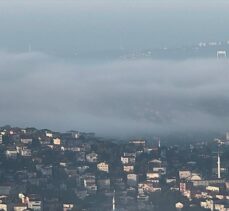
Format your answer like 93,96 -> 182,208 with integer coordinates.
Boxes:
217,148 -> 221,179
158,137 -> 161,148
112,190 -> 116,211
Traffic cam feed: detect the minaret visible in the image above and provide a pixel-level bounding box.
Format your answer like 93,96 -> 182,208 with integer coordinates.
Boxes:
112,190 -> 116,211
217,148 -> 221,179
158,137 -> 161,148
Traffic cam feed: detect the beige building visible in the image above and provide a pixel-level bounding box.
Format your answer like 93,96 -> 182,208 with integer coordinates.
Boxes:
14,204 -> 27,211
97,162 -> 109,173
63,203 -> 74,211
53,138 -> 61,145
179,170 -> 191,180
0,204 -> 7,211
146,172 -> 160,179
127,174 -> 138,186
123,165 -> 134,173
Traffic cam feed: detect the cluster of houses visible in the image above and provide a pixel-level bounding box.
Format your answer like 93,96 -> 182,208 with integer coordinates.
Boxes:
0,126 -> 229,210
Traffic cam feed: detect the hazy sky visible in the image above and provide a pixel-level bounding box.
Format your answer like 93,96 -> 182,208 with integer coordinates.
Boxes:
1,1 -> 229,137
0,0 -> 229,54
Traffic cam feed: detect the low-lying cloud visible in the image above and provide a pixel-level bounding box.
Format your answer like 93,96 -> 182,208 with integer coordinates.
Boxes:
0,51 -> 229,137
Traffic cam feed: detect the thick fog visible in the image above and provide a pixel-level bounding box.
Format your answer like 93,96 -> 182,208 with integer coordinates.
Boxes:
1,0 -> 229,137
0,51 -> 229,136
